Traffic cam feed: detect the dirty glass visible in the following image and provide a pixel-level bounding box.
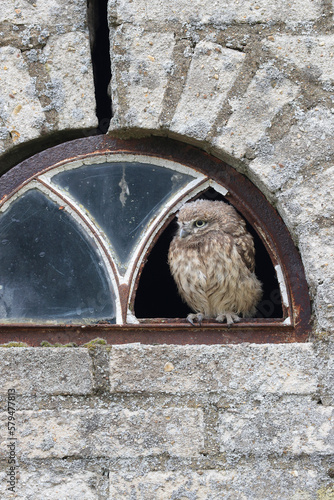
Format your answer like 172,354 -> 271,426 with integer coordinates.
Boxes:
52,162 -> 194,273
0,190 -> 115,323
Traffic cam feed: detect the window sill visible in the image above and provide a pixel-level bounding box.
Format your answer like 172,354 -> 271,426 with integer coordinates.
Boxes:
0,318 -> 309,346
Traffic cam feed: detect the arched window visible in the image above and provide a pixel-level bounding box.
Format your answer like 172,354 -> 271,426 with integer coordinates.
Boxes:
0,137 -> 310,345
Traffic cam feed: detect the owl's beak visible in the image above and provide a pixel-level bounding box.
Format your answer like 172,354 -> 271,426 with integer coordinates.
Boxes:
179,226 -> 191,238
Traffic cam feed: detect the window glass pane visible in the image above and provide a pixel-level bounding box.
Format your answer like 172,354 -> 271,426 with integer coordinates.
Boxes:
52,162 -> 194,273
0,190 -> 115,323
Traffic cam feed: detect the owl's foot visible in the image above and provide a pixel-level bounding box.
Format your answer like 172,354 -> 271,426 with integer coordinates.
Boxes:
216,313 -> 241,325
187,313 -> 204,326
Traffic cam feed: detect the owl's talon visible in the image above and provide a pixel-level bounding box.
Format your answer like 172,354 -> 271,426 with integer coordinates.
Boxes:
187,313 -> 204,326
216,313 -> 241,325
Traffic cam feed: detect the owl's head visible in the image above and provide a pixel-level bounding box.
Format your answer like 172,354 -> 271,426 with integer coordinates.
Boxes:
175,199 -> 242,240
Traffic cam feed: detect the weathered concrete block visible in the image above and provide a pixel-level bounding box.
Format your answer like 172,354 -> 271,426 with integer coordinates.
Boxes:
0,466 -> 100,500
170,42 -> 245,140
323,344 -> 334,406
1,0 -> 87,29
0,0 -> 97,156
40,32 -> 96,130
0,407 -> 204,459
108,0 -> 322,26
0,348 -> 93,395
247,107 -> 334,196
297,228 -> 334,329
214,63 -> 298,159
108,464 -> 333,499
316,340 -> 334,406
0,456 -> 109,499
109,26 -> 175,132
109,344 -> 317,396
0,46 -> 45,153
277,166 -> 334,234
264,35 -> 334,83
219,398 -> 334,456
315,281 -> 334,334
299,229 -> 334,286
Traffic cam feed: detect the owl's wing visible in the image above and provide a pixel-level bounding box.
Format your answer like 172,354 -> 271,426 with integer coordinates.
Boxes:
233,232 -> 256,272
223,213 -> 256,272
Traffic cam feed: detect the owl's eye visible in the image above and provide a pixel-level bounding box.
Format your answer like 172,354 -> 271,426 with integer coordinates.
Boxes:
194,220 -> 206,228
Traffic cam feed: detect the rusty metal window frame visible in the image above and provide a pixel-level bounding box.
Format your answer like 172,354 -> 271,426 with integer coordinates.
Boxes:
0,136 -> 311,345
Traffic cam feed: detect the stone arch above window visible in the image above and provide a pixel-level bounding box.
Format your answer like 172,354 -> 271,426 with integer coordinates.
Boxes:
0,136 -> 310,345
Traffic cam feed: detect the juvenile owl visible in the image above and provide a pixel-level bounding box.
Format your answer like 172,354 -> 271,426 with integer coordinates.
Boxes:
168,199 -> 262,325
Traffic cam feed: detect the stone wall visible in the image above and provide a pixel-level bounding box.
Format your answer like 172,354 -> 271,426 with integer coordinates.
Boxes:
0,343 -> 333,498
0,0 -> 333,498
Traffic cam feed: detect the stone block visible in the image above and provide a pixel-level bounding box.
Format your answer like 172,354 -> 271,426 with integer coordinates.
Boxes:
323,348 -> 334,405
315,280 -> 334,334
277,165 -> 334,234
264,35 -> 334,83
0,407 -> 204,459
219,398 -> 334,456
40,32 -> 97,130
248,107 -> 334,196
170,42 -> 245,140
0,46 -> 45,153
108,0 -> 322,26
0,466 -> 100,500
0,348 -> 93,395
108,465 -> 332,499
109,343 -> 317,396
298,227 -> 334,305
0,0 -> 97,156
109,26 -> 175,132
0,0 -> 87,30
317,340 -> 334,405
214,63 -> 298,159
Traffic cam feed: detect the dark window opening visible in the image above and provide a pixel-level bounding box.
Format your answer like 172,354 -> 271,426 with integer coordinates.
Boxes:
135,188 -> 283,320
135,217 -> 189,319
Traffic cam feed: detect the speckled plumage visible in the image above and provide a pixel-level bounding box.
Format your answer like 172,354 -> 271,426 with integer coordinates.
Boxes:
168,199 -> 262,324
